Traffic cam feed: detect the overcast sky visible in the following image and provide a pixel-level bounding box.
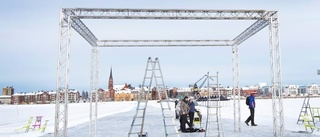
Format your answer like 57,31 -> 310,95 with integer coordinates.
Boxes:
1,0 -> 320,93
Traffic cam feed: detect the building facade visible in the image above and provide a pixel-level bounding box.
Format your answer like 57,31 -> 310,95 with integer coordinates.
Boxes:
298,84 -> 320,95
2,86 -> 14,96
283,85 -> 299,96
12,90 -> 80,104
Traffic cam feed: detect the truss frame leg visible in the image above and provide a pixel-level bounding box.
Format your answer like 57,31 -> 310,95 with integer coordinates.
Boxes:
269,15 -> 284,137
89,47 -> 99,137
232,45 -> 241,132
55,11 -> 71,137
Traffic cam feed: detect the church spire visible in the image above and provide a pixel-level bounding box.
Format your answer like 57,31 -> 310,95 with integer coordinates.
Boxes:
108,67 -> 114,100
109,67 -> 113,80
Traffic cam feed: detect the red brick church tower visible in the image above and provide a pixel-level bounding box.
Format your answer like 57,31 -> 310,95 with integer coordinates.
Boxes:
108,67 -> 115,100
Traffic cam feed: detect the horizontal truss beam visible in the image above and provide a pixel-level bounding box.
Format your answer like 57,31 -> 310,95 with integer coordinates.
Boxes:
98,40 -> 233,47
64,8 -> 276,20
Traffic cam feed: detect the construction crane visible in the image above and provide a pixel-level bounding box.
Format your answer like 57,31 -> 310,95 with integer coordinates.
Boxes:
192,74 -> 229,102
191,74 -> 215,99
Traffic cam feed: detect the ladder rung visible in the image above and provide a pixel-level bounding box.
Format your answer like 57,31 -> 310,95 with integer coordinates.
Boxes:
129,132 -> 144,135
165,124 -> 176,127
132,124 -> 143,126
162,108 -> 171,110
137,108 -> 146,110
164,116 -> 174,119
134,116 -> 143,118
207,106 -> 221,108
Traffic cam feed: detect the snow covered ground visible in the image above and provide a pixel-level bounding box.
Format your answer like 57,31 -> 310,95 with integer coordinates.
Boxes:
1,98 -> 320,137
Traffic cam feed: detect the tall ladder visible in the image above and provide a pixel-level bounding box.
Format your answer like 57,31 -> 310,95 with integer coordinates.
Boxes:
153,57 -> 179,137
297,95 -> 314,125
205,72 -> 224,137
128,57 -> 179,137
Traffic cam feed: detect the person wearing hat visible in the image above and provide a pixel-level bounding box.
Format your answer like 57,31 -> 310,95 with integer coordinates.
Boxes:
245,91 -> 258,126
180,96 -> 190,132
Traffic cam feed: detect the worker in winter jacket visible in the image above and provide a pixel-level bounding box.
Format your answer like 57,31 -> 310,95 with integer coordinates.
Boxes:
188,98 -> 196,128
245,91 -> 258,126
180,96 -> 190,132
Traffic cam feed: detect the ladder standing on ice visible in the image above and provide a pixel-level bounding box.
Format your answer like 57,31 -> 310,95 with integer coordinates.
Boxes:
204,72 -> 224,137
297,95 -> 315,125
128,57 -> 179,137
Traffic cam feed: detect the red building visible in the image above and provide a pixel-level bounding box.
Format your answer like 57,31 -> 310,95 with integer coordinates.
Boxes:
241,87 -> 259,96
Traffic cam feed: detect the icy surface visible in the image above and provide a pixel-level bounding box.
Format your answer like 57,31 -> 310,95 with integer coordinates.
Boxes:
1,98 -> 320,137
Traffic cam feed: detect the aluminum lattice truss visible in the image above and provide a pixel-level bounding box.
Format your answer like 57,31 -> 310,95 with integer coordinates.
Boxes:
269,16 -> 284,136
55,8 -> 283,137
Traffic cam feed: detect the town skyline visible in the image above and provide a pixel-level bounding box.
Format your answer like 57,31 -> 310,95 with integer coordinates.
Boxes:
1,1 -> 320,93
3,81 -> 320,95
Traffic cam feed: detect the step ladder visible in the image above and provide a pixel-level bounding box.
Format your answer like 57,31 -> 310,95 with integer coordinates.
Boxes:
128,57 -> 179,137
153,57 -> 179,136
204,72 -> 224,137
297,95 -> 315,125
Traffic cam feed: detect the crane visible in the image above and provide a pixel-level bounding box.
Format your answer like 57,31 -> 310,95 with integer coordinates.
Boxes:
192,74 -> 215,99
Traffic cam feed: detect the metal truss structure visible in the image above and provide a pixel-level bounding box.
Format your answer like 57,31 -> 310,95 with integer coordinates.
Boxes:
55,10 -> 71,137
55,8 -> 283,137
232,45 -> 241,133
98,40 -> 232,47
268,15 -> 284,136
89,47 -> 99,137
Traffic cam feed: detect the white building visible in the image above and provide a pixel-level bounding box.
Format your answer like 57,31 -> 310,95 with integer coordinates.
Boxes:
0,95 -> 11,104
298,84 -> 320,95
176,87 -> 192,93
114,84 -> 131,94
283,85 -> 298,96
309,84 -> 320,95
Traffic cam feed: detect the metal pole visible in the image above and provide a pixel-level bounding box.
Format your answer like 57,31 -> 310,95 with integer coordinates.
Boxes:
232,45 -> 241,132
269,15 -> 284,137
205,72 -> 209,137
89,47 -> 99,137
54,10 -> 71,137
